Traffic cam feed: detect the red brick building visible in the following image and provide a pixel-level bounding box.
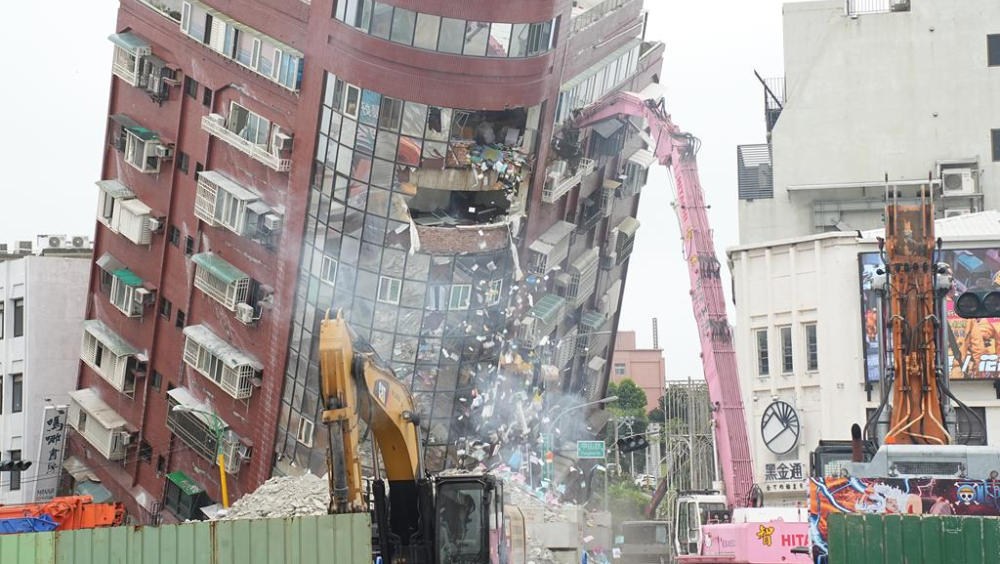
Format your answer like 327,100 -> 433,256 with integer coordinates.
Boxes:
68,0 -> 663,522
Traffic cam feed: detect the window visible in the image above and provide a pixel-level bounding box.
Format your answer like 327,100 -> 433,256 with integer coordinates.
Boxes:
12,299 -> 23,338
486,280 -> 503,306
159,297 -> 172,320
297,418 -> 315,447
139,440 -> 153,462
780,326 -> 793,373
202,86 -> 213,107
185,236 -> 195,256
183,325 -> 259,399
176,309 -> 186,329
378,97 -> 404,131
192,253 -> 251,310
184,75 -> 198,98
614,363 -> 626,376
151,370 -> 163,392
194,171 -> 263,236
177,151 -> 189,174
344,85 -> 361,118
110,275 -> 146,317
227,102 -> 271,146
0,302 -> 4,340
377,276 -> 402,304
956,407 -> 988,446
320,256 -> 338,286
156,454 -> 166,475
413,13 -> 440,50
77,410 -> 88,434
168,225 -> 181,247
0,375 -> 3,414
8,451 -> 21,491
805,324 -> 818,371
449,284 -> 472,310
989,35 -> 1000,67
993,129 -> 1000,162
438,17 -> 466,54
755,329 -> 769,377
10,376 -> 21,414
390,7 -> 416,45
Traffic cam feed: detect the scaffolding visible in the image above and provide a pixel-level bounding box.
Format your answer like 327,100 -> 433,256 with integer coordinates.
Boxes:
658,379 -> 716,518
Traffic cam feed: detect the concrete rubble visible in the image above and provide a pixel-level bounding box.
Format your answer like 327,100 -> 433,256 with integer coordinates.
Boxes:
220,474 -> 329,520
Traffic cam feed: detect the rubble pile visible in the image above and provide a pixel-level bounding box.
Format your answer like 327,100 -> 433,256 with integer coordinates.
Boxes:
221,474 -> 328,520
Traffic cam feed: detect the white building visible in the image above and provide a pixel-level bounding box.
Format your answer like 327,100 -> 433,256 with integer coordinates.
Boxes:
727,212 -> 1000,505
738,0 -> 1000,245
0,241 -> 90,503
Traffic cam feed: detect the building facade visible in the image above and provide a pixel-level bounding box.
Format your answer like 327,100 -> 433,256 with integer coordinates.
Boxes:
0,244 -> 91,504
610,330 -> 665,411
738,0 -> 1000,244
728,212 -> 1000,505
73,0 -> 662,520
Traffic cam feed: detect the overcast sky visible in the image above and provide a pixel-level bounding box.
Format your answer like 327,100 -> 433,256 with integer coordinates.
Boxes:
0,0 -> 793,383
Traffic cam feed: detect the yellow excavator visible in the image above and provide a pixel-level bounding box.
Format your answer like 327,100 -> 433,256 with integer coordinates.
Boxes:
319,310 -> 524,564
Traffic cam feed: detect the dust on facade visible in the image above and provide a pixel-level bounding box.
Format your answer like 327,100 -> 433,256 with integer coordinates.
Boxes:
64,0 -> 663,521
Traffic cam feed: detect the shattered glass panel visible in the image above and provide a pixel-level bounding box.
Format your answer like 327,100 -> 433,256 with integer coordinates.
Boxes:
418,338 -> 442,362
371,330 -> 394,360
381,248 -> 406,277
426,107 -> 450,142
393,335 -> 418,363
396,308 -> 422,335
401,280 -> 426,308
405,252 -> 429,280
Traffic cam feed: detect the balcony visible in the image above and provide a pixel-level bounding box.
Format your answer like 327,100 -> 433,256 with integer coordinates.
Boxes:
109,33 -> 151,86
202,114 -> 292,172
543,158 -> 596,204
68,389 -> 132,461
527,221 -> 576,276
518,294 -> 567,349
570,0 -> 636,35
80,318 -> 144,395
166,387 -> 248,474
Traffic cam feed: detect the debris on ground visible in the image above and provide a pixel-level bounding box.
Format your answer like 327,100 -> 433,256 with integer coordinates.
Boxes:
220,474 -> 328,520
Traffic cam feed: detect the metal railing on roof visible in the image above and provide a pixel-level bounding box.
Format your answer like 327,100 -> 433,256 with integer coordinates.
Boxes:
737,144 -> 774,201
570,0 -> 635,35
845,0 -> 909,16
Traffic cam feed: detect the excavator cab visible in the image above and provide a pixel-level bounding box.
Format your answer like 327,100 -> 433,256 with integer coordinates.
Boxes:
434,474 -> 504,564
672,493 -> 728,556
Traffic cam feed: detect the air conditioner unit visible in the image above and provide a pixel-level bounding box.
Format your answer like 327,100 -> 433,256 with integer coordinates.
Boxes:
70,236 -> 89,248
945,208 -> 972,218
147,218 -> 164,234
890,0 -> 911,11
16,241 -> 32,253
120,432 -> 133,446
207,113 -> 226,127
0,244 -> 7,253
153,144 -> 174,159
39,235 -> 67,249
134,287 -> 155,305
262,214 -> 283,232
272,132 -> 294,152
235,302 -> 256,325
942,168 -> 975,195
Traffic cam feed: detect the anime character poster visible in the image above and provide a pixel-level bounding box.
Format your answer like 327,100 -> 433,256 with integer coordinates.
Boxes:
808,477 -> 1000,563
859,248 -> 1000,382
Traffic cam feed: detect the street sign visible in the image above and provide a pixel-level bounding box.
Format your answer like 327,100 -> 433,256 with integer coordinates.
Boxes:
577,440 -> 606,459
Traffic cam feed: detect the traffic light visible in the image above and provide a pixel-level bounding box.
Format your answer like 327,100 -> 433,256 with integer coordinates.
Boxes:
0,460 -> 31,472
954,290 -> 1000,319
617,434 -> 649,454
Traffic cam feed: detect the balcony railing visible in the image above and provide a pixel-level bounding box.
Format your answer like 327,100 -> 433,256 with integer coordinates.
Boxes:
543,158 -> 595,204
754,72 -> 785,133
201,115 -> 292,172
571,0 -> 635,35
845,0 -> 909,15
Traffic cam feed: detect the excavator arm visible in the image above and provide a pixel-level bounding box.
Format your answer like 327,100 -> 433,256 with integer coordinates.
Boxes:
570,92 -> 754,511
320,310 -> 423,513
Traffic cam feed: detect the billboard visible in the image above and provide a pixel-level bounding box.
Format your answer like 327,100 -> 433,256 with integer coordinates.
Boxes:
860,248 -> 1000,382
808,477 -> 1000,563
